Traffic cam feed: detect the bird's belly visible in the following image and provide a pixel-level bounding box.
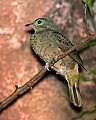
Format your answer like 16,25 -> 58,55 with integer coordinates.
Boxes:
53,56 -> 76,76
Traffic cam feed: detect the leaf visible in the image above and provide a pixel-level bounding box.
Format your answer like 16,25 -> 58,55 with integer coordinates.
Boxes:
83,0 -> 94,15
89,68 -> 96,75
79,41 -> 96,52
91,77 -> 96,82
74,74 -> 88,82
89,41 -> 96,46
72,106 -> 96,120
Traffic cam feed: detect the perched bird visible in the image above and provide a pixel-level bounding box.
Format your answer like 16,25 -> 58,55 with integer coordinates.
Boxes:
25,18 -> 84,107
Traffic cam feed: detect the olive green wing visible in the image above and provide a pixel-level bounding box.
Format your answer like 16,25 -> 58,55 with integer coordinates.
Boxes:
51,31 -> 86,70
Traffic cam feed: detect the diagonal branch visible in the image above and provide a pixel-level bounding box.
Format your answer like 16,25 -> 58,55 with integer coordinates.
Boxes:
0,0 -> 96,112
0,33 -> 95,111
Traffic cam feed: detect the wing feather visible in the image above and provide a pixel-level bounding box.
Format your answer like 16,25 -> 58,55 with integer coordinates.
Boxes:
51,31 -> 86,70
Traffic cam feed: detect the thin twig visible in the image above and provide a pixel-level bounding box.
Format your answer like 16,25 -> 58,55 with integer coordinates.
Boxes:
0,0 -> 96,112
84,0 -> 94,35
0,33 -> 95,111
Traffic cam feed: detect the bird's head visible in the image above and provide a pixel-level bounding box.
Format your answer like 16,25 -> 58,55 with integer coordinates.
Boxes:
25,18 -> 58,33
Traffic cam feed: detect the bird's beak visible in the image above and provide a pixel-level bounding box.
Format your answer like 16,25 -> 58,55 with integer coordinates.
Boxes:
25,23 -> 31,26
25,23 -> 36,34
25,23 -> 35,30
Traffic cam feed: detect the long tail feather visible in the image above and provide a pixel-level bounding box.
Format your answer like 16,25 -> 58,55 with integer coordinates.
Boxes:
68,82 -> 83,107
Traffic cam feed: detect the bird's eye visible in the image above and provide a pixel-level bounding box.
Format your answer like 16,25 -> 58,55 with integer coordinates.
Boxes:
37,20 -> 42,24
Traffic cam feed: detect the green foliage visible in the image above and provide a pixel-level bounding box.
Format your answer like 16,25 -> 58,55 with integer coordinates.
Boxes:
74,68 -> 96,82
89,68 -> 96,75
79,40 -> 96,52
72,106 -> 96,120
91,77 -> 96,82
74,74 -> 88,82
83,0 -> 94,15
90,68 -> 96,82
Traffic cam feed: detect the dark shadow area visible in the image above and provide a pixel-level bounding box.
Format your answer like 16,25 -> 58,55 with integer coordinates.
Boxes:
70,103 -> 82,113
25,29 -> 35,35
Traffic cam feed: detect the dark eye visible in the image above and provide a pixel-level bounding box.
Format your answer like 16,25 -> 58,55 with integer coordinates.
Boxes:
38,20 -> 42,24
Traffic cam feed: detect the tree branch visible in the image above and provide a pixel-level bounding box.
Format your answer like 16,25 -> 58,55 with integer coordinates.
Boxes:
83,0 -> 95,35
0,32 -> 95,111
0,0 -> 96,112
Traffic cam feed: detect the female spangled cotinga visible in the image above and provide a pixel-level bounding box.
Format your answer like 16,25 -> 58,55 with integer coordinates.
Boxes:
25,18 -> 84,107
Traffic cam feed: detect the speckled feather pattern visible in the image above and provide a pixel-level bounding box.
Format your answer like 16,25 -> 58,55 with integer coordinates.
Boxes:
30,30 -> 76,76
28,18 -> 83,107
31,31 -> 70,58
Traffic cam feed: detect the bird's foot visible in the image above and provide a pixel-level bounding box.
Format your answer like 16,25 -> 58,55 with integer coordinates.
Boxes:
45,63 -> 50,71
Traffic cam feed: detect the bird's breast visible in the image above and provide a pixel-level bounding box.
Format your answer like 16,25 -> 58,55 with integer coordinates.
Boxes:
30,31 -> 77,77
30,31 -> 62,63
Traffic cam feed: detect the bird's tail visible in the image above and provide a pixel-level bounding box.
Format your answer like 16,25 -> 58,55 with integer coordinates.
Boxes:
68,80 -> 83,107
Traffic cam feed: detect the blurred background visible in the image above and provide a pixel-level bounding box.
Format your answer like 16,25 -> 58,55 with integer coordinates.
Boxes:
0,0 -> 96,120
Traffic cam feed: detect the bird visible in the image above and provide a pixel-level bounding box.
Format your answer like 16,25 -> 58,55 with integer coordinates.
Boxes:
25,18 -> 84,107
